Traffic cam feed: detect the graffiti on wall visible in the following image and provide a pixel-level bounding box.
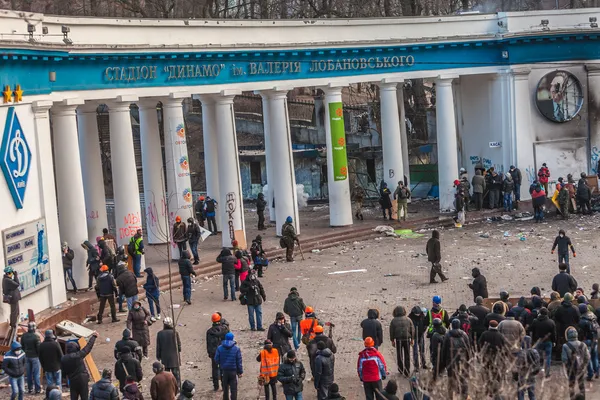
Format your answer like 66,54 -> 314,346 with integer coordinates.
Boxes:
591,146 -> 599,175
525,166 -> 536,184
226,191 -> 237,242
469,156 -> 481,165
119,212 -> 142,240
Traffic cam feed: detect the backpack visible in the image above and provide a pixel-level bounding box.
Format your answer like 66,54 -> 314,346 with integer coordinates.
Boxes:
566,342 -> 585,374
526,348 -> 542,376
301,319 -> 316,345
398,188 -> 409,200
427,310 -> 445,334
128,238 -> 137,257
250,241 -> 260,257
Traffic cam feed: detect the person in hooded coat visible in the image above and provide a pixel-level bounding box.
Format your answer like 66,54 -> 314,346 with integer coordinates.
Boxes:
314,341 -> 335,400
361,309 -> 383,348
554,293 -> 581,350
215,332 -> 243,400
82,240 -> 101,289
267,312 -> 293,363
531,307 -> 556,377
123,376 -> 145,400
3,340 -> 26,400
89,369 -> 119,400
234,251 -> 249,291
178,250 -> 196,305
21,321 -> 41,394
95,265 -> 120,324
426,319 -> 446,380
3,267 -> 21,328
502,172 -> 515,211
468,297 -> 490,343
531,182 -> 546,222
143,267 -> 161,320
468,267 -> 488,302
186,217 -> 201,265
552,263 -> 578,296
389,306 -> 414,376
115,347 -> 143,391
178,380 -> 195,400
408,306 -> 427,370
127,300 -> 152,358
484,302 -> 507,329
326,383 -> 344,399
116,262 -> 139,311
207,313 -> 229,392
156,317 -> 182,386
240,270 -> 267,331
278,350 -> 306,399
426,230 -> 447,283
307,325 -> 338,377
563,327 -> 591,399
284,287 -> 306,350
441,320 -> 471,397
150,362 -> 179,400
61,332 -> 98,400
172,216 -> 188,255
256,193 -> 267,230
379,182 -> 393,220
39,330 -> 63,390
114,329 -> 143,361
471,169 -> 486,210
552,229 -> 576,274
576,173 -> 592,214
217,249 -> 237,301
281,216 -> 299,262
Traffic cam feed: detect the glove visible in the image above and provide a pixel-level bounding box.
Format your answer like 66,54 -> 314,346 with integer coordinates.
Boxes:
551,250 -> 554,254
573,253 -> 577,257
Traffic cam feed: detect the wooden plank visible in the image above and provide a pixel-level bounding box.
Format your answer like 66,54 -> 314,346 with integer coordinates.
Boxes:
234,230 -> 247,249
56,320 -> 95,338
78,337 -> 101,383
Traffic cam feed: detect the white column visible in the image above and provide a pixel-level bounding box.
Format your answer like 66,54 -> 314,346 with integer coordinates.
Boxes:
138,99 -> 168,244
107,97 -> 143,246
587,64 -> 600,175
214,92 -> 246,248
77,103 -> 108,242
490,71 -> 513,172
51,99 -> 90,289
379,81 -> 405,191
435,76 -> 460,211
262,90 -> 300,236
33,101 -> 67,305
199,95 -> 223,233
396,83 -> 410,188
322,86 -> 353,226
260,94 -> 276,222
510,68 -> 535,200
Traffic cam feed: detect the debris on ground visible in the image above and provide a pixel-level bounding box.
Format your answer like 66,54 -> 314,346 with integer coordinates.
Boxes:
374,225 -> 394,233
327,269 -> 367,275
394,229 -> 425,239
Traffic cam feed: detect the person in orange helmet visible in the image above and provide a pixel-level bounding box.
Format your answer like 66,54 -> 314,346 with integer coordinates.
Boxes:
195,195 -> 206,228
95,265 -> 120,324
172,216 -> 187,256
357,337 -> 388,400
206,313 -> 229,392
299,307 -> 322,346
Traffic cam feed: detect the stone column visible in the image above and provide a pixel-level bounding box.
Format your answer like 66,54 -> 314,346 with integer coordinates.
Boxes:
262,90 -> 300,236
214,92 -> 246,248
33,101 -> 68,305
199,95 -> 223,233
107,97 -> 143,246
260,94 -> 276,223
396,83 -> 411,188
379,81 -> 405,192
322,86 -> 353,226
490,71 -> 513,172
77,103 -> 108,242
510,68 -> 535,200
587,64 -> 600,175
435,76 -> 460,211
51,99 -> 90,289
138,99 -> 168,244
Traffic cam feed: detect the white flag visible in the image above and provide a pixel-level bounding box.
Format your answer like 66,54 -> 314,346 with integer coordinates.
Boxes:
199,226 -> 212,242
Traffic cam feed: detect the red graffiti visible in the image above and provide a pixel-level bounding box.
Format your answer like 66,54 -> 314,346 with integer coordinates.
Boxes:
119,225 -> 142,240
124,212 -> 141,226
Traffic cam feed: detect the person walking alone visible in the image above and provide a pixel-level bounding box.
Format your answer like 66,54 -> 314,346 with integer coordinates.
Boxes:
426,230 -> 448,283
217,249 -> 237,301
143,267 -> 161,320
20,322 -> 41,395
284,287 -> 306,351
240,270 -> 267,331
62,242 -> 77,292
551,229 -> 576,274
257,193 -> 267,230
281,216 -> 299,262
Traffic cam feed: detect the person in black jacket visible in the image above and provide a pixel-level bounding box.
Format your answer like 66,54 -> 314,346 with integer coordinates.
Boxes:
468,297 -> 490,344
178,250 -> 196,305
240,270 -> 267,331
156,317 -> 182,386
267,312 -> 293,363
426,319 -> 446,380
284,287 -> 306,351
195,195 -> 206,227
554,293 -> 581,350
551,263 -> 578,297
187,217 -> 201,265
95,265 -> 120,324
62,242 -> 78,292
468,267 -> 488,302
114,347 -> 143,391
114,329 -> 142,361
3,341 -> 26,400
82,240 -> 100,289
2,266 -> 21,328
314,341 -> 335,400
217,249 -> 237,301
206,313 -> 229,391
61,332 -> 98,400
484,302 -> 506,329
426,230 -> 447,283
172,216 -> 188,256
89,369 -> 119,400
360,309 -> 383,349
531,307 -> 556,377
551,229 -> 576,274
256,193 -> 267,230
115,262 -> 139,311
577,173 -> 592,214
408,306 -> 427,370
39,330 -> 63,390
21,322 -> 41,394
277,350 -> 306,399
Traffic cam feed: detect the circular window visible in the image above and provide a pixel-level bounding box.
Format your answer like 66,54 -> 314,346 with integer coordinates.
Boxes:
535,70 -> 583,123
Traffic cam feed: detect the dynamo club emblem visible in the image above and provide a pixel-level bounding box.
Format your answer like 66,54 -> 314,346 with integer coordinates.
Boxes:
1,107 -> 31,209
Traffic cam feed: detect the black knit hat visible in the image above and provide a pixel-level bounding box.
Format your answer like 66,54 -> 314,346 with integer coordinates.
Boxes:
329,383 -> 339,394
